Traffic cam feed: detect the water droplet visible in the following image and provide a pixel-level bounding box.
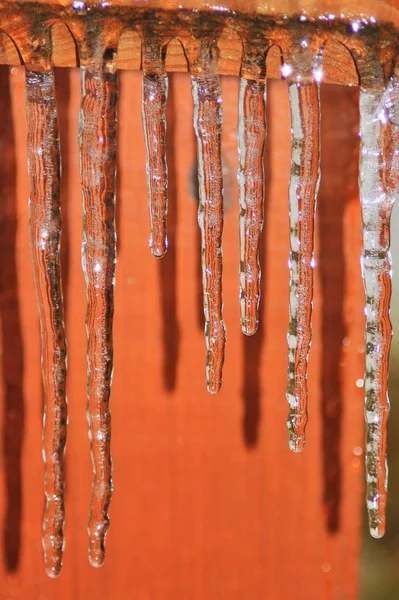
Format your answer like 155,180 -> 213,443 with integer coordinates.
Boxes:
72,1 -> 86,11
281,63 -> 293,78
313,67 -> 324,84
351,20 -> 362,33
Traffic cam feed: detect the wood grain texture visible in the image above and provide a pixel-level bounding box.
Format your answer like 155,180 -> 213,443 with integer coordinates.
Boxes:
0,0 -> 396,84
1,0 -> 398,18
0,65 -> 365,599
0,22 -> 365,84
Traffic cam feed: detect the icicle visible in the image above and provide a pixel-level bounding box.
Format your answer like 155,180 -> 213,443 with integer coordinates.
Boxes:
79,54 -> 117,567
190,47 -> 226,394
142,71 -> 169,257
237,77 -> 266,336
359,74 -> 399,538
25,69 -> 67,578
285,46 -> 321,452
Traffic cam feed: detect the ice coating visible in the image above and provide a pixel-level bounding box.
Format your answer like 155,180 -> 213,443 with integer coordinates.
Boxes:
191,72 -> 226,394
79,58 -> 117,566
25,69 -> 67,578
237,77 -> 267,336
286,78 -> 321,453
359,76 -> 399,538
142,72 -> 169,257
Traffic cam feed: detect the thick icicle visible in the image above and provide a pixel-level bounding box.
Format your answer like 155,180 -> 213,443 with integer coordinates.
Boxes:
359,76 -> 399,538
142,72 -> 169,257
79,58 -> 117,567
286,79 -> 321,453
191,71 -> 226,394
237,77 -> 267,336
25,69 -> 67,578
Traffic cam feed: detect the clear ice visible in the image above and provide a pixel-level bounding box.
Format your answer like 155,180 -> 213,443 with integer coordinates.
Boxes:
359,74 -> 399,538
237,77 -> 267,336
25,68 -> 67,578
142,72 -> 169,258
79,57 -> 117,566
285,55 -> 321,453
191,70 -> 226,394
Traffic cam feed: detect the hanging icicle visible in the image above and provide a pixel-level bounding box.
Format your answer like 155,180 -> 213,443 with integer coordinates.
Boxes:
79,49 -> 118,567
26,68 -> 67,578
237,64 -> 267,336
359,71 -> 399,538
284,42 -> 321,452
142,39 -> 169,258
189,39 -> 226,394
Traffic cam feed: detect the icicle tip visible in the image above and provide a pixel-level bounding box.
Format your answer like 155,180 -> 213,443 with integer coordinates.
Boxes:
369,524 -> 386,539
88,553 -> 105,568
207,380 -> 222,395
150,240 -> 168,259
241,319 -> 259,337
287,417 -> 306,453
288,437 -> 306,454
43,538 -> 63,578
45,565 -> 62,579
88,541 -> 106,568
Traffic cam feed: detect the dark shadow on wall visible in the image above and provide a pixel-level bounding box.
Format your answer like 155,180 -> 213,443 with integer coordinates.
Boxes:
318,83 -> 359,533
55,67 -> 71,320
115,68 -> 122,253
159,73 -> 180,392
240,83 -> 269,449
240,236 -> 267,448
192,165 -> 204,333
0,65 -> 25,572
55,67 -> 72,503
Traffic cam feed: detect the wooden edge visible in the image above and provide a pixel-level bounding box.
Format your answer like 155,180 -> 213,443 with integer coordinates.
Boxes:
0,25 -> 359,85
0,0 -> 398,21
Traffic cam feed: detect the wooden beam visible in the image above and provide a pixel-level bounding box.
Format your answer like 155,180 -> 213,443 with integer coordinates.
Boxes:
0,21 -> 360,85
1,0 -> 398,84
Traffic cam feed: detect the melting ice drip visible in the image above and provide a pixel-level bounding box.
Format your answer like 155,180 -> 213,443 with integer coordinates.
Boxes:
18,7 -> 399,575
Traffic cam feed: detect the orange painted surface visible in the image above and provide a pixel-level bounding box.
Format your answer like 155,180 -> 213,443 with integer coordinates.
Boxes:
0,66 -> 365,599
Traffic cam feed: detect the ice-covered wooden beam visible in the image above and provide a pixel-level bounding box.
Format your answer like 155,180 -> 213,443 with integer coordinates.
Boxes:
0,0 -> 398,84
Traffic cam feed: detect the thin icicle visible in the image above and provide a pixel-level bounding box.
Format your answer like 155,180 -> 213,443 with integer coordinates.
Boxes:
286,80 -> 321,453
142,72 -> 169,257
25,69 -> 67,578
79,57 -> 117,567
237,77 -> 266,336
191,72 -> 226,394
359,76 -> 399,538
